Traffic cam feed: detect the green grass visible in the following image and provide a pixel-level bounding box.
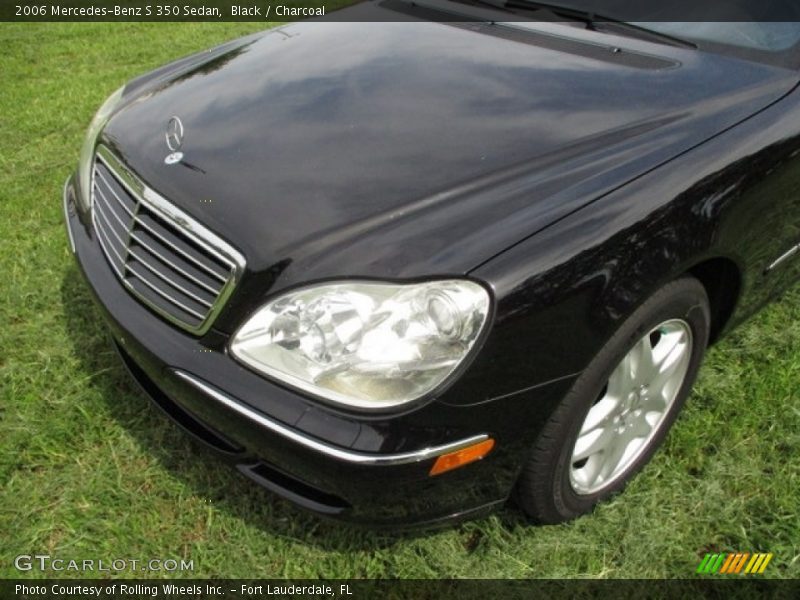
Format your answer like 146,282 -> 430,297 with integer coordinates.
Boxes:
1,22 -> 799,580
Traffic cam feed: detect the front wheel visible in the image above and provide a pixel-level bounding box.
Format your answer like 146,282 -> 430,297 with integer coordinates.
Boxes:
515,277 -> 711,523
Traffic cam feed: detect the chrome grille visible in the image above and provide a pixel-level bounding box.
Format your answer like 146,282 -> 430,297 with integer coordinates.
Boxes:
91,145 -> 245,335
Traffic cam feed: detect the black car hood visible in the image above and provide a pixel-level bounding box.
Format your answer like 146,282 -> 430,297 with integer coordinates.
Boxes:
103,11 -> 798,297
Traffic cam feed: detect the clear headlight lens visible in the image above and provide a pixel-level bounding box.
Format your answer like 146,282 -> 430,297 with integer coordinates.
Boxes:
78,86 -> 125,210
230,280 -> 491,409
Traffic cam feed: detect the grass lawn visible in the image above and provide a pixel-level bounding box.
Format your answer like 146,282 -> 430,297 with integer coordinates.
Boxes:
1,22 -> 798,580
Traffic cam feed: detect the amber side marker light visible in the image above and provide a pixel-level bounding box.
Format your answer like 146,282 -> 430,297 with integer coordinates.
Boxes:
429,438 -> 495,476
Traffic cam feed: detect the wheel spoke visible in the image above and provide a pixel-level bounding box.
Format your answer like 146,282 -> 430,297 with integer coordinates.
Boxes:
607,355 -> 634,398
573,424 -> 615,462
639,390 -> 667,414
653,329 -> 687,374
650,335 -> 690,398
597,433 -> 633,484
630,415 -> 653,439
575,455 -> 604,490
579,395 -> 619,435
630,336 -> 657,384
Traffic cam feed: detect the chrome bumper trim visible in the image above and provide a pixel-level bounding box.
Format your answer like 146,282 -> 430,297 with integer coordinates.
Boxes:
173,369 -> 489,466
767,243 -> 800,272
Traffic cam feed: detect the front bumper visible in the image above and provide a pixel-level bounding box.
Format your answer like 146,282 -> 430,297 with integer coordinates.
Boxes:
63,173 -> 574,527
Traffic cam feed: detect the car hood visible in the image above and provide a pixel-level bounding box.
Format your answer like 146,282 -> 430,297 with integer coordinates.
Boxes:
102,11 -> 798,311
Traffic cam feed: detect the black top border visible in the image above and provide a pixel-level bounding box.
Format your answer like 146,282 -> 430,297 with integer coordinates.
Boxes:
5,0 -> 800,22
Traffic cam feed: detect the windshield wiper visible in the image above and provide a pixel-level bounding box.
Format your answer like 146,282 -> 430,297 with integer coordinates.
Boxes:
514,1 -> 698,48
449,0 -> 697,49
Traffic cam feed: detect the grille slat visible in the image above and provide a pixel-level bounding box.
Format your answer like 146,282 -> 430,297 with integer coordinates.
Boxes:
94,213 -> 127,277
127,243 -> 221,296
91,147 -> 244,335
95,170 -> 136,217
133,213 -> 229,282
92,193 -> 129,256
94,184 -> 132,236
128,228 -> 228,292
128,278 -> 204,326
127,250 -> 214,308
126,262 -> 208,319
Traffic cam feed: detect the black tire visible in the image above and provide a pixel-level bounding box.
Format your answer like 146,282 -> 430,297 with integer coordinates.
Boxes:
515,277 -> 711,524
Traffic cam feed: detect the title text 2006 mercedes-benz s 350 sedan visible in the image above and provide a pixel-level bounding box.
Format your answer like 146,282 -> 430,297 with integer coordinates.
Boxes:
63,3 -> 800,526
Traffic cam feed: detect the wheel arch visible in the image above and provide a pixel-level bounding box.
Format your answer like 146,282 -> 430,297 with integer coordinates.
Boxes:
684,256 -> 742,345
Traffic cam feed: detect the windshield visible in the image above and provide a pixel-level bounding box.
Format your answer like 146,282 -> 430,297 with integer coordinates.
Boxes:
521,1 -> 800,64
444,1 -> 800,66
633,22 -> 800,53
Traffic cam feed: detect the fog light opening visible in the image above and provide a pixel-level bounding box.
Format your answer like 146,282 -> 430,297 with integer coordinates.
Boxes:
429,438 -> 495,476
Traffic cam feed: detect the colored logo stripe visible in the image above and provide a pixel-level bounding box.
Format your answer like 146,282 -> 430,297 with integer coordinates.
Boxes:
696,554 -> 725,574
745,553 -> 773,574
697,553 -> 773,575
720,553 -> 748,574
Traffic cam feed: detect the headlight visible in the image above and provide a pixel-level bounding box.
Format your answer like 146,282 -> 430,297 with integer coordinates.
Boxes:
230,280 -> 491,409
77,86 -> 125,210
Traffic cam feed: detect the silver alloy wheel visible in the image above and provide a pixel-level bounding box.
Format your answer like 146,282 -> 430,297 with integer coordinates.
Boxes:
569,319 -> 693,495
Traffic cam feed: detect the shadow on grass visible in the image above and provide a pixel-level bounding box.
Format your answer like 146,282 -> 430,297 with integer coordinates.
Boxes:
60,266 -> 524,550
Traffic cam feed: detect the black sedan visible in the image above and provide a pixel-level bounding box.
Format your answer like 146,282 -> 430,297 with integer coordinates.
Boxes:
63,4 -> 800,526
